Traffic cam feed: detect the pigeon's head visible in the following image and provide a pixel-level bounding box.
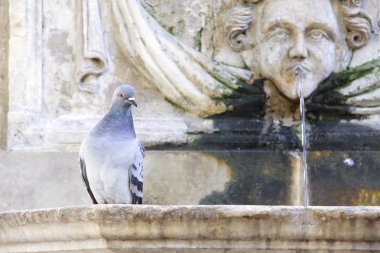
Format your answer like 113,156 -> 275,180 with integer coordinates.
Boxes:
112,84 -> 138,108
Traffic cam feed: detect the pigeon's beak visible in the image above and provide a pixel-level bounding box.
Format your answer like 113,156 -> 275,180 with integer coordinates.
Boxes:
128,97 -> 137,107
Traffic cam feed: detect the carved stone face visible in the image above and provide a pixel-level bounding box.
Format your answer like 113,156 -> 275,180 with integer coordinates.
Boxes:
250,0 -> 339,100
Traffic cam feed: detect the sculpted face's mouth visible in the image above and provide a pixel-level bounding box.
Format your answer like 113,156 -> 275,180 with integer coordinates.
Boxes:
286,63 -> 311,77
270,62 -> 319,100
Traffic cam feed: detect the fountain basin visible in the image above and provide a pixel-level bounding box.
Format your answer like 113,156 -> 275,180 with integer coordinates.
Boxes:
1,205 -> 379,252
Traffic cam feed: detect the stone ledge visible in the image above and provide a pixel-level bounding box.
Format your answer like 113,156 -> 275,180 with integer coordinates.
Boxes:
1,205 -> 379,252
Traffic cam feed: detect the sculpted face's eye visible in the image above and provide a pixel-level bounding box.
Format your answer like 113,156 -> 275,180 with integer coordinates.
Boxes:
268,28 -> 290,42
308,29 -> 328,41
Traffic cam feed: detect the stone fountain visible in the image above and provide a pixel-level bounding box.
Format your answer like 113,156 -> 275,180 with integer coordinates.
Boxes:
1,0 -> 380,252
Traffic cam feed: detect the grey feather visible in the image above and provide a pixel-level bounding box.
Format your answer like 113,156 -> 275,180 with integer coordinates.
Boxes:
130,142 -> 144,204
79,84 -> 144,204
80,158 -> 98,204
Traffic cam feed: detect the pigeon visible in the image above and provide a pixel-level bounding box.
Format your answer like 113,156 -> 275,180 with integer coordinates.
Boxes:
79,84 -> 144,204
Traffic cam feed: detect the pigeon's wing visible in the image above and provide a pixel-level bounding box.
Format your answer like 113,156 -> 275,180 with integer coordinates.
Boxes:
308,58 -> 380,117
80,156 -> 98,204
129,141 -> 144,204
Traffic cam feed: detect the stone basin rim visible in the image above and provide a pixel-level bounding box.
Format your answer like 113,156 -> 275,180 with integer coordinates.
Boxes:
1,204 -> 380,221
1,205 -> 380,252
2,203 -> 380,210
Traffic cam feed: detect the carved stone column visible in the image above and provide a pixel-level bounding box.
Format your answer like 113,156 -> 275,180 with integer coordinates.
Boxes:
7,0 -> 44,149
0,0 -> 9,148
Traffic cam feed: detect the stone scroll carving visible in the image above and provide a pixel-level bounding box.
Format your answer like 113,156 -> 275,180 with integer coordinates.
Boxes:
81,0 -> 380,118
76,0 -> 108,93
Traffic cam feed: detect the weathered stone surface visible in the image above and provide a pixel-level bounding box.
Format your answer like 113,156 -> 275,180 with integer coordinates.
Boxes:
1,205 -> 379,252
200,151 -> 294,205
0,151 -> 91,211
310,151 -> 380,206
1,150 -> 380,211
0,151 -> 233,211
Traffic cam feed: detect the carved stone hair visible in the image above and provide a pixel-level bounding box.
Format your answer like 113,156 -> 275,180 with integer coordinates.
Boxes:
224,5 -> 253,51
339,0 -> 373,48
225,0 -> 373,51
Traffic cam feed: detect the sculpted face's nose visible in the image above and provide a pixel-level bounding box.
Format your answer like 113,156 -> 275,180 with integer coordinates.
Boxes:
289,34 -> 308,59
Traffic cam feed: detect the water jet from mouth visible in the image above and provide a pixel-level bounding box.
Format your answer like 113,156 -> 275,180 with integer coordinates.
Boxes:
294,67 -> 309,208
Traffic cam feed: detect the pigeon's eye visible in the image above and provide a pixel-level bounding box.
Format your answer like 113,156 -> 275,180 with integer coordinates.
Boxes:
118,93 -> 123,98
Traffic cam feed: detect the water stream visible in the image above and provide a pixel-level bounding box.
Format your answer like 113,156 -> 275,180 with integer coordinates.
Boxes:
295,69 -> 309,207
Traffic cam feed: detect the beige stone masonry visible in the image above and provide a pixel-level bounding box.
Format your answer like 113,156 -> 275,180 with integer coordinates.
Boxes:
1,205 -> 380,252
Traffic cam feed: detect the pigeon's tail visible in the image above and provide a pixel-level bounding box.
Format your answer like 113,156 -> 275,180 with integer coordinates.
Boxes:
130,167 -> 143,204
132,195 -> 143,204
130,142 -> 144,205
